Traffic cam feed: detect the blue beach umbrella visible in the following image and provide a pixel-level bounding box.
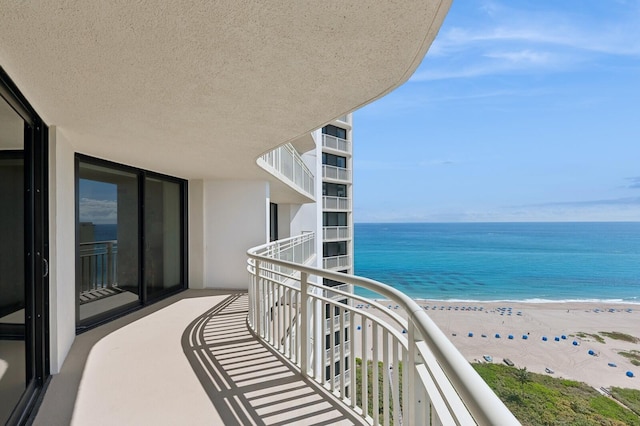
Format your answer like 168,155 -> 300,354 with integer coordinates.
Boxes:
542,336 -> 548,341
468,332 -> 473,337
554,337 -> 560,341
588,349 -> 595,356
495,333 -> 501,338
572,340 -> 579,346
522,335 -> 528,340
626,371 -> 635,378
508,335 -> 514,340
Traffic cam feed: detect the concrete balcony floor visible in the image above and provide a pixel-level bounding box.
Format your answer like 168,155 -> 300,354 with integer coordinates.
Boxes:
35,290 -> 365,426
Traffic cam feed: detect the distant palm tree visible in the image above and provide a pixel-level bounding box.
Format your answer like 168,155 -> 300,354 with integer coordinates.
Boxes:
515,367 -> 530,397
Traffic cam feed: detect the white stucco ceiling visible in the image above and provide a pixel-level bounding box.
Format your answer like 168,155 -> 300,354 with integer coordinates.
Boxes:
0,1 -> 451,180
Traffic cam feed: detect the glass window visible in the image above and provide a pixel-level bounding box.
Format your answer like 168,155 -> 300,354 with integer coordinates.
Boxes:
323,212 -> 347,227
76,157 -> 186,327
0,98 -> 26,423
78,162 -> 140,322
145,177 -> 182,300
322,153 -> 346,168
322,125 -> 347,139
323,241 -> 347,257
323,183 -> 347,197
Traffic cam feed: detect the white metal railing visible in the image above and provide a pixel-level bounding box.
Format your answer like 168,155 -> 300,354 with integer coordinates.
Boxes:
323,226 -> 351,241
322,134 -> 351,154
247,239 -> 520,426
323,196 -> 351,211
258,143 -> 315,198
323,255 -> 351,270
322,164 -> 351,182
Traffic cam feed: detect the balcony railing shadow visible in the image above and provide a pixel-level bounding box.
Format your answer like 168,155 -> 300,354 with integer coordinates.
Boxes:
33,289 -> 364,426
182,293 -> 366,426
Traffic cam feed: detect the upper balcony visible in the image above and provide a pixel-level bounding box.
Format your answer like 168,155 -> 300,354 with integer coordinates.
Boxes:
257,143 -> 315,204
322,164 -> 351,183
323,226 -> 351,241
247,235 -> 520,425
323,255 -> 352,270
323,196 -> 351,212
322,134 -> 351,155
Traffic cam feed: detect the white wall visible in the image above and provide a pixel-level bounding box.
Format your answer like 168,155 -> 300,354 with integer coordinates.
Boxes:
202,180 -> 269,289
188,179 -> 204,289
48,127 -> 76,374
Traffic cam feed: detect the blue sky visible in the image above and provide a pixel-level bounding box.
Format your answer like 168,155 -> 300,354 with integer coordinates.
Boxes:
353,0 -> 640,223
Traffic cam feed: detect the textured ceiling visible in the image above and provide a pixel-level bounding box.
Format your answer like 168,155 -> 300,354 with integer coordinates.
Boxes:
0,1 -> 451,180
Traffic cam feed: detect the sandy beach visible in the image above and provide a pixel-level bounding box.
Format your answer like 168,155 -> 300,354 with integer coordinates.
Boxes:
353,301 -> 640,391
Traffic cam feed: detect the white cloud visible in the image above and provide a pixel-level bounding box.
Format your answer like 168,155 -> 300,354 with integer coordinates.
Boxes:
412,1 -> 640,82
79,197 -> 117,224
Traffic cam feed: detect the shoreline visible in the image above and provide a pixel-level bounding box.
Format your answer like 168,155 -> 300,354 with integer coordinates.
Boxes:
355,300 -> 640,391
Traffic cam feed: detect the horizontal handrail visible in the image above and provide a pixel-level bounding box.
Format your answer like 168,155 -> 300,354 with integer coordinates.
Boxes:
247,237 -> 519,425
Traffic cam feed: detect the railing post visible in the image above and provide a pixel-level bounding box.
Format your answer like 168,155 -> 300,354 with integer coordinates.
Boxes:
254,260 -> 262,337
408,321 -> 426,426
106,242 -> 113,288
300,271 -> 309,378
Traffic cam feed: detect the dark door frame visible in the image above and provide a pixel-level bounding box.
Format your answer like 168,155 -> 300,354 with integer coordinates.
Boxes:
0,66 -> 50,425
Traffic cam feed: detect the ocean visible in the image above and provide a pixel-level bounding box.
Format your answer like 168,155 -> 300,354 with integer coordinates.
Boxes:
354,222 -> 640,303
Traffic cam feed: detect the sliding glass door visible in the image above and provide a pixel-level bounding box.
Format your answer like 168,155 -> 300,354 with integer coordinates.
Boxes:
76,156 -> 186,329
0,101 -> 26,425
77,163 -> 141,323
0,69 -> 48,425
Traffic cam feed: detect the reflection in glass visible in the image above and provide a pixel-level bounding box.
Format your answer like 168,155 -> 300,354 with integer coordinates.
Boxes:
145,178 -> 182,299
0,98 -> 25,424
78,163 -> 140,321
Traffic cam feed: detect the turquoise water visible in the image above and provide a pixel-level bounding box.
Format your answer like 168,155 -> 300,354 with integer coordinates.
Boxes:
354,222 -> 640,303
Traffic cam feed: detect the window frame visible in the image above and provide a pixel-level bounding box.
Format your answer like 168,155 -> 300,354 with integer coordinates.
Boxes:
75,154 -> 188,331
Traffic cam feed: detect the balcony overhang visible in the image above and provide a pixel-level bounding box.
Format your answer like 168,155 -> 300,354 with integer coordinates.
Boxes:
0,1 -> 451,180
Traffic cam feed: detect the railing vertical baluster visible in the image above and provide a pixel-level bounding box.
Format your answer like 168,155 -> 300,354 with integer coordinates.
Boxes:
362,317 -> 369,421
340,304 -> 346,399
392,339 -> 400,426
350,313 -> 356,408
106,242 -> 113,288
402,346 -> 409,425
372,322 -> 379,426
300,272 -> 309,378
329,302 -> 336,392
383,331 -> 389,426
407,321 -> 426,426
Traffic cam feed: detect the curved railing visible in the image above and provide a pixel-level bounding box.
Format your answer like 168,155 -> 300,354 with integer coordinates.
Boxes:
247,236 -> 519,425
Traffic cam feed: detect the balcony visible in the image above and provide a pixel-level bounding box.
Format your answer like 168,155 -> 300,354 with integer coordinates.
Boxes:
322,164 -> 351,182
323,226 -> 351,242
323,196 -> 351,212
34,233 -> 517,425
322,134 -> 351,155
248,236 -> 519,425
323,255 -> 351,270
257,143 -> 315,203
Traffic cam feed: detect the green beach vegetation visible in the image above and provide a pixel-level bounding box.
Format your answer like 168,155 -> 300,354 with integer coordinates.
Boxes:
355,358 -> 402,424
618,350 -> 640,367
473,363 -> 640,425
